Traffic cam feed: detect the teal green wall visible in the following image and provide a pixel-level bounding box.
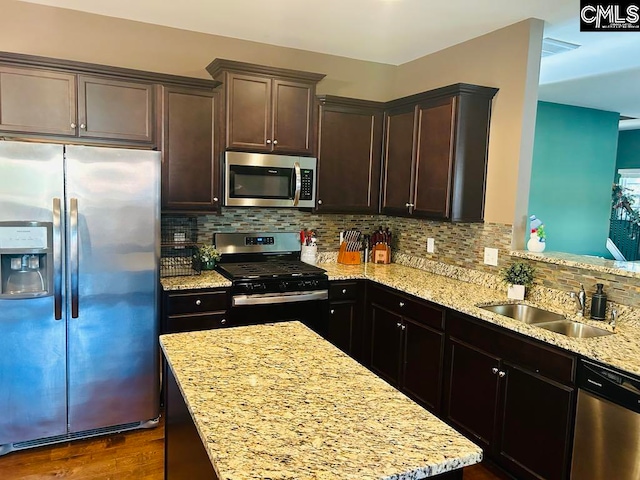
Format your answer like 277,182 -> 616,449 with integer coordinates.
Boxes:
529,102 -> 619,258
616,129 -> 640,171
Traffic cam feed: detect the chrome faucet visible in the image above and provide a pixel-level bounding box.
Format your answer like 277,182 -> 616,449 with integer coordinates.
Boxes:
571,284 -> 586,316
610,308 -> 618,331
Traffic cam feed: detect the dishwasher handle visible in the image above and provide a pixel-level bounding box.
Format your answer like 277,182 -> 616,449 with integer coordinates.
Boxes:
578,359 -> 640,413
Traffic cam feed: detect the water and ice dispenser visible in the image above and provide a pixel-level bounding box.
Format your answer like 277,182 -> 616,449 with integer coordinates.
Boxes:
0,222 -> 52,298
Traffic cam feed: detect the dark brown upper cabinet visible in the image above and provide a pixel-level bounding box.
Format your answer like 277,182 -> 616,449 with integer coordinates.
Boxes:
0,64 -> 154,145
315,96 -> 384,213
0,65 -> 77,137
382,84 -> 498,222
160,86 -> 220,213
207,59 -> 325,156
77,75 -> 154,143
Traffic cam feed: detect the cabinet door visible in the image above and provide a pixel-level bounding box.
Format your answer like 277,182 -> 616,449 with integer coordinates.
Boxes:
316,104 -> 382,213
498,363 -> 574,480
78,75 -> 154,143
225,73 -> 271,151
328,302 -> 354,354
381,106 -> 416,216
413,97 -> 455,219
161,86 -> 219,212
272,79 -> 314,155
445,338 -> 500,450
402,317 -> 444,413
370,303 -> 403,385
0,65 -> 76,136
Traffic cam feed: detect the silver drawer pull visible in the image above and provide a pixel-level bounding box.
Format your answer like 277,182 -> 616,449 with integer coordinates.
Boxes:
396,322 -> 402,328
498,371 -> 506,378
492,367 -> 499,374
399,302 -> 405,307
195,299 -> 201,306
330,309 -> 335,314
342,289 -> 347,294
221,318 -> 227,324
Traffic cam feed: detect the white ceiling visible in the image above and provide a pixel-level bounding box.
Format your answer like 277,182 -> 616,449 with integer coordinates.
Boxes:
20,0 -> 575,65
539,17 -> 640,120
18,0 -> 639,120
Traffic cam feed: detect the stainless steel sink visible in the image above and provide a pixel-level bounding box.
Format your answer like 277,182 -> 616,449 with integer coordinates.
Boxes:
536,320 -> 613,338
480,303 -> 565,324
479,303 -> 614,338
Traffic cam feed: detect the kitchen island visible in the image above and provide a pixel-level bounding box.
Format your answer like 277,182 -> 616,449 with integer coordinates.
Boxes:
160,322 -> 482,480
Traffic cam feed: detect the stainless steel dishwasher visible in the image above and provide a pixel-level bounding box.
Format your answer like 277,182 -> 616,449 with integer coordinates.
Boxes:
571,359 -> 640,479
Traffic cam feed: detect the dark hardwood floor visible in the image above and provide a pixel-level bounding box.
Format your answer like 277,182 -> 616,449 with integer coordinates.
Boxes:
0,415 -> 505,479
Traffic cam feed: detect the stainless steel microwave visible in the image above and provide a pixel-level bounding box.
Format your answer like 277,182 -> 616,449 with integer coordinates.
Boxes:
223,151 -> 317,208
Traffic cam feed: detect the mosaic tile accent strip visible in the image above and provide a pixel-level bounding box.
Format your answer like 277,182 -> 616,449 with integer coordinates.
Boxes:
163,210 -> 640,307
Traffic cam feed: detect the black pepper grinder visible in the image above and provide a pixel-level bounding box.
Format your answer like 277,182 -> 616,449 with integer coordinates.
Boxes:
590,283 -> 607,320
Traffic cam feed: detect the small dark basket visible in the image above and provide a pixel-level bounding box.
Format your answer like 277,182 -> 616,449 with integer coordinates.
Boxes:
160,217 -> 201,277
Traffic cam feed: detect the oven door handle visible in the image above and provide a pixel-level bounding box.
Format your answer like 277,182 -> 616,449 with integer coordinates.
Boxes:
292,161 -> 301,206
233,290 -> 328,306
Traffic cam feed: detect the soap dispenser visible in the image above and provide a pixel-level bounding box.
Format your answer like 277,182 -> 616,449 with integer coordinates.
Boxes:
590,283 -> 607,320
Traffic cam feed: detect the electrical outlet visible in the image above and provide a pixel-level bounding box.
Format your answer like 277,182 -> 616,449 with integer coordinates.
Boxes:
426,238 -> 435,253
484,247 -> 499,266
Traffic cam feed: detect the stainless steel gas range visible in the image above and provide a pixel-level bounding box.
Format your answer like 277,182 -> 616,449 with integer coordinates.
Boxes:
215,232 -> 329,333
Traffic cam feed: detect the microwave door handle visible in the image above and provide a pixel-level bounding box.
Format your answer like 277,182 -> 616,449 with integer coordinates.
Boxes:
293,162 -> 301,206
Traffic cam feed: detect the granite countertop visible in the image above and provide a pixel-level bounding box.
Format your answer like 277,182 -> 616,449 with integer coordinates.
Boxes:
160,322 -> 482,480
159,262 -> 640,377
320,262 -> 640,378
160,270 -> 231,290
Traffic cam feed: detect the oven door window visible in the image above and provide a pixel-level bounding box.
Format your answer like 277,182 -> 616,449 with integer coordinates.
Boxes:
228,165 -> 294,199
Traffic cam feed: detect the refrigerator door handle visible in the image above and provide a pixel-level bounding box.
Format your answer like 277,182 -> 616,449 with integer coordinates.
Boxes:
70,197 -> 79,318
53,197 -> 63,320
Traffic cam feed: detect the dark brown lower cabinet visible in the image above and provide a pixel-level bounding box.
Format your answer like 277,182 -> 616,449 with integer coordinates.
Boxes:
326,281 -> 366,363
445,313 -> 576,480
368,284 -> 445,414
161,288 -> 229,334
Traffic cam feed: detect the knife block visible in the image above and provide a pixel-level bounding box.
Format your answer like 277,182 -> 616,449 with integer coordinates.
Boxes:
372,244 -> 391,264
337,242 -> 361,265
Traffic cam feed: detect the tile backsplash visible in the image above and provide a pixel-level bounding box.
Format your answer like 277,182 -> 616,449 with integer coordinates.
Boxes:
163,208 -> 640,308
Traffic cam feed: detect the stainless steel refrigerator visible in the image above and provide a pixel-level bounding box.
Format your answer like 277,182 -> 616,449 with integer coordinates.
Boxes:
0,141 -> 160,455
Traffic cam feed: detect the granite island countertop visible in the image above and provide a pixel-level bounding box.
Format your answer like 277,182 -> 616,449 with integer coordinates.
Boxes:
160,262 -> 640,377
160,322 -> 483,480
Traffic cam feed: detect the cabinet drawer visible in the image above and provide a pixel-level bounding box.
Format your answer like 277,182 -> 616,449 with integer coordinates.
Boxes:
369,284 -> 444,330
329,281 -> 359,300
164,312 -> 228,334
448,313 -> 575,385
167,290 -> 228,315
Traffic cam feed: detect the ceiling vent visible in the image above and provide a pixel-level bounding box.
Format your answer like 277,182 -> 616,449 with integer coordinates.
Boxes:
541,37 -> 581,58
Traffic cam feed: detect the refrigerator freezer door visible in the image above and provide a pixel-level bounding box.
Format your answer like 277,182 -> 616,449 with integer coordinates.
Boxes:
0,141 -> 67,445
64,145 -> 160,432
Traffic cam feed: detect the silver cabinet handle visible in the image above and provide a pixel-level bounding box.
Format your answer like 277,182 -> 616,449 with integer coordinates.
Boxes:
221,318 -> 227,324
396,322 -> 402,328
195,299 -> 201,306
70,198 -> 79,319
266,139 -> 272,144
213,197 -> 219,202
498,371 -> 506,378
80,124 -> 86,130
342,289 -> 347,294
273,139 -> 278,145
330,309 -> 335,314
53,198 -> 63,320
492,367 -> 499,375
401,324 -> 406,330
399,302 -> 405,307
70,122 -> 77,129
318,199 -> 323,205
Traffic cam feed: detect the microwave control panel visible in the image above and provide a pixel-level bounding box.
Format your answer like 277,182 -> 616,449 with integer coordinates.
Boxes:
300,169 -> 314,200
